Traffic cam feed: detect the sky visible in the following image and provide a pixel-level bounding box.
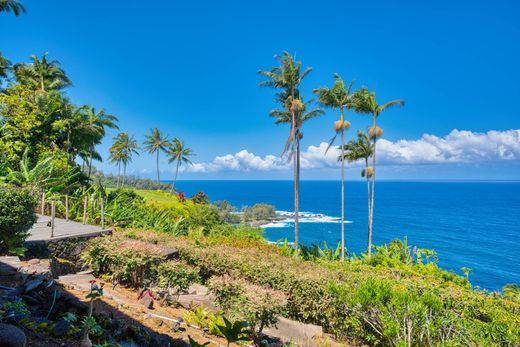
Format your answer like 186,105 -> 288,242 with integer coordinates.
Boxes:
2,0 -> 520,180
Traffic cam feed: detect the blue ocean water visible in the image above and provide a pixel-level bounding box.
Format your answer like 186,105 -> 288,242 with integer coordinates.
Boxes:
171,180 -> 520,291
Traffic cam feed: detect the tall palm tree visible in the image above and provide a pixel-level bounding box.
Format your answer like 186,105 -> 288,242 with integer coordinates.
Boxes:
13,53 -> 71,93
79,107 -> 118,178
314,74 -> 354,261
343,131 -> 374,256
350,87 -> 404,257
167,138 -> 193,192
108,137 -> 123,188
143,128 -> 170,183
258,51 -> 317,257
0,0 -> 25,16
110,132 -> 139,187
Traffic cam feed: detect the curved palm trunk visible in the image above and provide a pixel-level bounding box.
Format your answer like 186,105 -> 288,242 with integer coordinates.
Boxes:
88,146 -> 94,178
172,160 -> 181,192
156,150 -> 160,183
340,128 -> 345,261
368,113 -> 377,258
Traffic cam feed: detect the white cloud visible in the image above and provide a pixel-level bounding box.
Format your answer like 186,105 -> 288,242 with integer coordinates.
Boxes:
187,129 -> 520,173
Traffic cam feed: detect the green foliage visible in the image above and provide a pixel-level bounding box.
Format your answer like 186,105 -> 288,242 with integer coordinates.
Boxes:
503,284 -> 520,303
0,185 -> 36,255
188,336 -> 209,347
156,261 -> 199,293
215,317 -> 252,347
174,238 -> 520,346
183,307 -> 224,336
191,191 -> 209,204
241,203 -> 277,223
213,200 -> 240,223
208,275 -> 287,335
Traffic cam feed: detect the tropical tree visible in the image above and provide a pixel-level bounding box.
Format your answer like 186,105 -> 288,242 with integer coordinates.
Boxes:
343,130 -> 374,256
108,138 -> 123,188
0,53 -> 10,84
350,87 -> 404,258
143,127 -> 170,183
258,51 -> 319,257
0,0 -> 25,16
13,53 -> 71,93
314,74 -> 354,261
110,132 -> 139,187
78,107 -> 118,178
167,138 -> 193,192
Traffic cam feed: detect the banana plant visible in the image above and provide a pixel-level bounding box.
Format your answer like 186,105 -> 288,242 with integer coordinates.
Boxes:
216,317 -> 252,347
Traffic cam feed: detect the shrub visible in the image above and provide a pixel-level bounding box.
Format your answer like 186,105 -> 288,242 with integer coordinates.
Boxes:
82,236 -> 165,288
0,185 -> 37,255
156,261 -> 199,293
208,275 -> 287,335
191,191 -> 209,204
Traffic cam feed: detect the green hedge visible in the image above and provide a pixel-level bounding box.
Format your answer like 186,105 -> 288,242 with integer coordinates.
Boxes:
0,185 -> 37,255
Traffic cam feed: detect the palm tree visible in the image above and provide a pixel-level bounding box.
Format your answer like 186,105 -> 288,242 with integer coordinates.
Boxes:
143,128 -> 170,183
0,0 -> 25,16
108,137 -> 123,188
258,51 -> 317,257
0,53 -> 10,84
167,138 -> 193,192
314,74 -> 354,261
350,87 -> 404,258
13,53 -> 71,92
79,107 -> 118,178
110,132 -> 139,187
343,131 -> 374,256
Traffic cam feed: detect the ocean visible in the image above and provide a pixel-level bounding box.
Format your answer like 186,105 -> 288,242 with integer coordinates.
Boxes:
170,180 -> 520,291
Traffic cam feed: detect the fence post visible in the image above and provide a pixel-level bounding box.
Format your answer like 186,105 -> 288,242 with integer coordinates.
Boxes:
51,198 -> 56,238
83,196 -> 88,225
100,196 -> 105,229
41,192 -> 45,215
65,194 -> 69,222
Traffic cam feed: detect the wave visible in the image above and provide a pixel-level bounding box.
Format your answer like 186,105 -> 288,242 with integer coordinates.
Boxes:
260,210 -> 352,228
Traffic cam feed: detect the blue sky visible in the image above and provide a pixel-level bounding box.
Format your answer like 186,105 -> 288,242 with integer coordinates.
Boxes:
2,0 -> 520,179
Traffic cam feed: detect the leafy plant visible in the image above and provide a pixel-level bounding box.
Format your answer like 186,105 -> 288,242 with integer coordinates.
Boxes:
188,336 -> 209,347
215,317 -> 252,347
0,185 -> 36,255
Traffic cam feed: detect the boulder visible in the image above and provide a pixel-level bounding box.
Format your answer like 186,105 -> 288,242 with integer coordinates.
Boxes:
263,317 -> 323,346
52,318 -> 72,337
0,323 -> 26,347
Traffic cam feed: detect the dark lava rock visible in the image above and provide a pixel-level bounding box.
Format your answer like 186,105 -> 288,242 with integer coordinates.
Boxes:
23,278 -> 43,293
52,318 -> 72,337
0,323 -> 27,347
138,296 -> 154,309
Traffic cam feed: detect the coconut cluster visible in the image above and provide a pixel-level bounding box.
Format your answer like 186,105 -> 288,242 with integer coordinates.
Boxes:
334,119 -> 351,132
368,126 -> 383,139
362,167 -> 374,178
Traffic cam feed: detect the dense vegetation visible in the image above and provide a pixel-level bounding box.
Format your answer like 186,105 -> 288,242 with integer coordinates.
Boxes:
83,230 -> 520,346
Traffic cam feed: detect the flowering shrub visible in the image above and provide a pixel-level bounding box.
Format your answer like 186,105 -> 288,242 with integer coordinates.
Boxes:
156,261 -> 199,293
82,236 -> 165,288
208,275 -> 287,335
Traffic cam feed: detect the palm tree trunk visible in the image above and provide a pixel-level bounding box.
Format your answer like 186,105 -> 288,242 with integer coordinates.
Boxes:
122,163 -> 126,187
366,158 -> 372,256
156,150 -> 160,183
117,161 -> 121,188
172,160 -> 180,192
293,132 -> 299,259
88,146 -> 93,178
340,129 -> 345,261
369,113 -> 377,258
